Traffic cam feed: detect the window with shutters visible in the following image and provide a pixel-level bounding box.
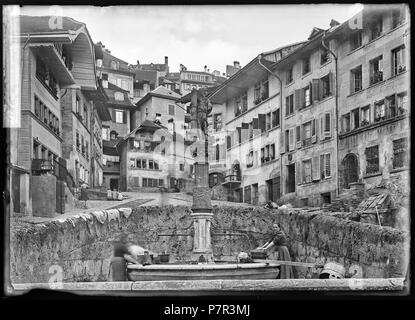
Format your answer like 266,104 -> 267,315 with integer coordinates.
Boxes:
369,55 -> 383,85
392,46 -> 406,76
350,65 -> 362,93
365,145 -> 379,174
285,129 -> 290,152
142,178 -> 148,187
393,138 -> 408,169
302,57 -> 311,75
266,113 -> 271,131
321,74 -> 332,99
261,148 -> 265,164
296,126 -> 301,148
286,94 -> 294,116
304,86 -> 311,108
302,159 -> 312,183
302,121 -> 312,147
321,112 -> 332,139
272,109 -> 280,127
320,153 -> 331,179
115,110 -> 124,123
289,128 -> 295,151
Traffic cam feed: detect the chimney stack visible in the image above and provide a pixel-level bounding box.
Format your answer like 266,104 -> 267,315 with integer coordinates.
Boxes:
136,60 -> 140,65
165,56 -> 168,66
233,61 -> 240,68
204,65 -> 207,72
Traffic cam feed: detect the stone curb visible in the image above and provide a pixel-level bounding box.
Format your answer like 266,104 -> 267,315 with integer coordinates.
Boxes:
10,278 -> 406,295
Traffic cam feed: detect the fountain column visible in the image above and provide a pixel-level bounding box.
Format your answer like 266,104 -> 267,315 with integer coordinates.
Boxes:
189,89 -> 214,262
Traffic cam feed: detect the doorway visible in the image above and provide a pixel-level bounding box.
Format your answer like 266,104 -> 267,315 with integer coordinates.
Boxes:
287,164 -> 296,193
110,178 -> 119,191
342,153 -> 358,189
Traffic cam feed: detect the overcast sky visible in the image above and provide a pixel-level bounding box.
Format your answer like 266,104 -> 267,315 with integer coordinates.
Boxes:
18,4 -> 363,73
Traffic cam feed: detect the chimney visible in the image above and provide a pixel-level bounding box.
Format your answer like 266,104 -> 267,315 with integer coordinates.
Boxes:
165,56 -> 168,66
204,65 -> 207,72
136,60 -> 140,65
233,61 -> 240,68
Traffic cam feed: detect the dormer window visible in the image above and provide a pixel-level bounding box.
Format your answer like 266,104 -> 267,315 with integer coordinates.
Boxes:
302,57 -> 311,75
111,60 -> 118,70
114,92 -> 124,101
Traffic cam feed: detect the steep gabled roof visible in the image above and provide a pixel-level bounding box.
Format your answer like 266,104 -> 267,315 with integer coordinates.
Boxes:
308,27 -> 325,40
135,85 -> 181,107
104,83 -> 135,108
123,119 -> 168,141
19,15 -> 85,33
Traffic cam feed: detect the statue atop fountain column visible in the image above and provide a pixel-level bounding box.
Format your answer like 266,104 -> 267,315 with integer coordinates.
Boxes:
189,88 -> 214,260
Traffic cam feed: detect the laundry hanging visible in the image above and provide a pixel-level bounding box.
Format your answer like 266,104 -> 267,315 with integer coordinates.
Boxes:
119,208 -> 132,219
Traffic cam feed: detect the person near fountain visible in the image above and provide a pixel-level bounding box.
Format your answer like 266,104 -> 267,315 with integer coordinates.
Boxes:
110,234 -> 145,281
257,223 -> 294,279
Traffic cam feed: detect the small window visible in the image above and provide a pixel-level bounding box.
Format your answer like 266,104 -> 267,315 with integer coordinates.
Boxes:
285,94 -> 294,116
321,47 -> 330,65
286,67 -> 293,84
392,46 -> 406,76
392,138 -> 408,169
302,159 -> 312,183
142,178 -> 148,187
350,31 -> 362,51
397,92 -> 408,115
369,55 -> 383,85
168,104 -> 175,115
304,86 -> 311,107
374,100 -> 386,122
350,65 -> 362,93
115,110 -> 124,123
361,105 -> 370,126
351,108 -> 360,130
365,145 -> 379,174
342,113 -> 351,132
302,57 -> 311,75
114,92 -> 124,101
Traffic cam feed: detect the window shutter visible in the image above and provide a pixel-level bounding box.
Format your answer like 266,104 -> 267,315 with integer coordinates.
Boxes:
301,87 -> 306,109
294,89 -> 301,111
241,122 -> 249,141
324,112 -> 332,138
111,109 -> 116,121
236,127 -> 242,144
289,128 -> 295,151
378,57 -> 384,72
311,119 -> 317,143
325,153 -> 331,177
320,115 -> 324,140
318,79 -> 324,100
296,161 -> 301,185
123,110 -> 127,123
253,118 -> 260,136
320,154 -> 325,179
312,79 -> 319,102
258,114 -> 266,132
312,156 -> 320,181
280,131 -> 285,154
328,71 -> 334,95
296,125 -> 302,148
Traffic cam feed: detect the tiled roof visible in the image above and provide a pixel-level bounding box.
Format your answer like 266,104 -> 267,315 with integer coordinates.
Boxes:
123,119 -> 167,140
104,83 -> 135,108
19,15 -> 85,34
151,86 -> 181,99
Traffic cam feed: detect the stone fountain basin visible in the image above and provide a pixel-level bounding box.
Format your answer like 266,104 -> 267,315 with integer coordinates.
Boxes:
127,262 -> 280,281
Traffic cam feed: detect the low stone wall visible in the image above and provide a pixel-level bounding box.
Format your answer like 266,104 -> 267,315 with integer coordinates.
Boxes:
10,206 -> 408,283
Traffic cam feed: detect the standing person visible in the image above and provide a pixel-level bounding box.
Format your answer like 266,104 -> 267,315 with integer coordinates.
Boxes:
257,223 -> 294,279
80,183 -> 89,209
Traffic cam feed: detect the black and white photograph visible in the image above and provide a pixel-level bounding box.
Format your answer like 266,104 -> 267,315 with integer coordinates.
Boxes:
2,3 -> 411,304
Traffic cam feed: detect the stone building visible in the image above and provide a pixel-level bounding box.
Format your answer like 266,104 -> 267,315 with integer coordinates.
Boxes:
96,42 -> 134,100
118,120 -> 170,192
329,5 -> 410,194
209,43 -> 304,204
9,15 -> 101,216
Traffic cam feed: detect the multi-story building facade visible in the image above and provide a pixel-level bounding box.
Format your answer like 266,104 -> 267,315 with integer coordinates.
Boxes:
96,42 -> 134,100
10,15 -> 100,215
273,28 -> 339,206
332,5 -> 410,191
118,119 -> 170,191
209,43 -> 304,204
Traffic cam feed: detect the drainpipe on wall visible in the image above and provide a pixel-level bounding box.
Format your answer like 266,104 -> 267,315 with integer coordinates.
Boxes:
321,32 -> 340,197
257,55 -> 284,199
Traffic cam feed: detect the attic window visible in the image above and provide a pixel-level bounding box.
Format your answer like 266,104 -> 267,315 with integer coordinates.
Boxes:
114,92 -> 124,101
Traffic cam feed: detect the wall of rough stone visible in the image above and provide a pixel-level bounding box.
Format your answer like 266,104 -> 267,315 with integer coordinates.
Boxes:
10,206 -> 408,283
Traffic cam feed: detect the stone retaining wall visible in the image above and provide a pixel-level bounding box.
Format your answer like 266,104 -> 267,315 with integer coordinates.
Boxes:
10,206 -> 408,283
